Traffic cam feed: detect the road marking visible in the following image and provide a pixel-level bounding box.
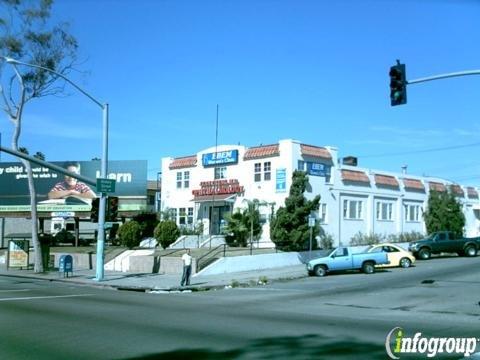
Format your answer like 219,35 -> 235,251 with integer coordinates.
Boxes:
0,289 -> 31,293
0,294 -> 93,302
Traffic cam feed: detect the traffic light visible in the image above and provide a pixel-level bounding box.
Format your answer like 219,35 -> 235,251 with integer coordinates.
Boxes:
389,62 -> 407,106
90,198 -> 99,222
107,196 -> 119,222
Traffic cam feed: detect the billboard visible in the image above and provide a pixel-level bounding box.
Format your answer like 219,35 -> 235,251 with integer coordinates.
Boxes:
0,160 -> 147,213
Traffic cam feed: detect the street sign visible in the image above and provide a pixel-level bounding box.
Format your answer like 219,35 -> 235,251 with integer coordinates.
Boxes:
308,216 -> 316,227
51,211 -> 75,218
96,178 -> 116,193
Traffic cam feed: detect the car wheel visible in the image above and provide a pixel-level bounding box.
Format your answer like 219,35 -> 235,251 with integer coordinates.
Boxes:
399,257 -> 412,268
465,246 -> 477,257
314,265 -> 327,277
362,262 -> 375,274
418,248 -> 431,260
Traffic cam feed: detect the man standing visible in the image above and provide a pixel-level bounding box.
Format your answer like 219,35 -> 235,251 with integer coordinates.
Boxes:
181,249 -> 192,286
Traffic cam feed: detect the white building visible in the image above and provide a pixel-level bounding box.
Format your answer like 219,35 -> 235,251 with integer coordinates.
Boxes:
161,139 -> 480,247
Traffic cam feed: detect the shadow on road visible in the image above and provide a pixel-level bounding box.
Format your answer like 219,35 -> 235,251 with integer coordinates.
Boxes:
121,334 -> 387,359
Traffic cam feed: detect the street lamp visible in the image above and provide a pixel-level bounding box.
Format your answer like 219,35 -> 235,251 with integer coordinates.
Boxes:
3,56 -> 109,281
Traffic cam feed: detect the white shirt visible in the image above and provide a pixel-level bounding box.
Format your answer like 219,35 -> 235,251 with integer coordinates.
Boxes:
182,253 -> 192,266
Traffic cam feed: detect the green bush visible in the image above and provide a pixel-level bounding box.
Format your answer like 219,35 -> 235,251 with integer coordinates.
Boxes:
117,221 -> 142,249
53,229 -> 75,245
154,220 -> 180,249
132,212 -> 159,238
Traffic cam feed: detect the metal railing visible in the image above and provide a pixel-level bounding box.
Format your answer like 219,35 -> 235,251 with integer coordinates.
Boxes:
195,241 -> 279,272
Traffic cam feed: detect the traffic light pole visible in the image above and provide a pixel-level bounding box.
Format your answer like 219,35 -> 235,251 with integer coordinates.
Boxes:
407,70 -> 480,85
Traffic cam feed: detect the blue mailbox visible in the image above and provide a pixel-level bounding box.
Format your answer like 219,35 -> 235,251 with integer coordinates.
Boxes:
59,255 -> 73,277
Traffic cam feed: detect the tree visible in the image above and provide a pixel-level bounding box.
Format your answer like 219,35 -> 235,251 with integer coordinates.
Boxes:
154,220 -> 180,249
117,221 -> 142,249
270,171 -> 320,251
0,0 -> 78,272
132,212 -> 159,238
224,201 -> 262,247
423,190 -> 465,237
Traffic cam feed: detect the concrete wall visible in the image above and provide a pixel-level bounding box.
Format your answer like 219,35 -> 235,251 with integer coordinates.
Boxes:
197,250 -> 326,276
129,255 -> 197,275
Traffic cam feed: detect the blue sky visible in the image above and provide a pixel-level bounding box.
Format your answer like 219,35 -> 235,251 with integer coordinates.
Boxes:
1,0 -> 480,184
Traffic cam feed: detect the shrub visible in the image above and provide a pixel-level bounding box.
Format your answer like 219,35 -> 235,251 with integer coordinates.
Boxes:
387,231 -> 425,243
117,221 -> 142,249
154,220 -> 180,249
350,232 -> 384,246
319,233 -> 335,249
132,212 -> 159,238
53,229 -> 75,245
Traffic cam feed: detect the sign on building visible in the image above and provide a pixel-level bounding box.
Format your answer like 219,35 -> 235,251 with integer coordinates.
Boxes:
202,150 -> 239,167
276,168 -> 287,193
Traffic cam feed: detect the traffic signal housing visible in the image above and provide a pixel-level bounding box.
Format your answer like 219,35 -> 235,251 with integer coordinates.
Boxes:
389,62 -> 407,106
90,198 -> 99,223
107,196 -> 119,222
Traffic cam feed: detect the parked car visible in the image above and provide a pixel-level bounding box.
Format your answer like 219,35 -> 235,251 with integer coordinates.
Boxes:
306,247 -> 389,277
365,243 -> 415,268
408,231 -> 480,260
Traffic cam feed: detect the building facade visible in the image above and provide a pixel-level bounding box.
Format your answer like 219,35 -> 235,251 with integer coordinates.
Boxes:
161,139 -> 480,247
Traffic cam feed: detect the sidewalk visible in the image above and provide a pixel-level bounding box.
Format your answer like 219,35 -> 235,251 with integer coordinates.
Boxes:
0,264 -> 309,292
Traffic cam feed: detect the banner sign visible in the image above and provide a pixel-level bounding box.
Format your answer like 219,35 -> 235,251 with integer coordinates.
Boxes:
192,179 -> 244,196
0,160 -> 147,213
202,150 -> 239,167
307,162 -> 331,177
276,168 -> 287,193
8,240 -> 29,268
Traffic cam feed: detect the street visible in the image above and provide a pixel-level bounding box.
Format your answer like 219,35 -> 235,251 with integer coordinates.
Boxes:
0,256 -> 479,359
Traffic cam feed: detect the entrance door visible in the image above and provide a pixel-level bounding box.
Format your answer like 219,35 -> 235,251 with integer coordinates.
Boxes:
210,207 -> 220,235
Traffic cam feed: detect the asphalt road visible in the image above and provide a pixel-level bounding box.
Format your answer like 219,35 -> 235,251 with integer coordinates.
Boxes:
0,256 -> 479,360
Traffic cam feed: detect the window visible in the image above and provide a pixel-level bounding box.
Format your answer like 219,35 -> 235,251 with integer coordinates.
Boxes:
254,163 -> 262,182
171,208 -> 178,223
343,199 -> 363,220
319,203 -> 327,224
187,207 -> 194,225
264,162 -> 271,181
179,208 -> 186,225
176,172 -> 182,189
176,171 -> 190,188
214,167 -> 226,180
297,160 -> 306,171
376,202 -> 393,221
404,204 -> 422,222
254,162 -> 272,182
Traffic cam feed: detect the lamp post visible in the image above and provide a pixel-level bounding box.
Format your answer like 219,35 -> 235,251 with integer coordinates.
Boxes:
3,57 -> 109,281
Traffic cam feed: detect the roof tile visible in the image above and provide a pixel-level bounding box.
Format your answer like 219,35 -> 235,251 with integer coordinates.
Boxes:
244,144 -> 280,160
403,178 -> 425,191
341,169 -> 370,184
450,184 -> 464,197
428,181 -> 446,192
467,187 -> 478,199
300,144 -> 332,160
374,174 -> 399,188
169,155 -> 197,169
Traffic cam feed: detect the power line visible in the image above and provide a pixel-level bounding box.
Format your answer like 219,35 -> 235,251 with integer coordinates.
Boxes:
357,141 -> 480,159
